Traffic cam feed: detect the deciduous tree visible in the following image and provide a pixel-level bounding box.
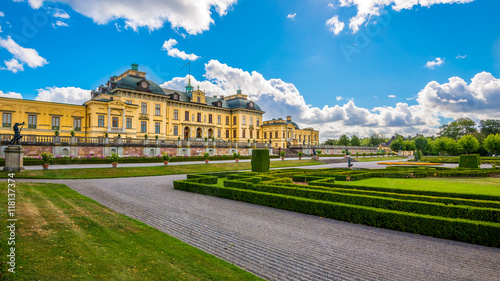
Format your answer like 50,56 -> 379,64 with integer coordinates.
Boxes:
458,135 -> 479,154
484,133 -> 500,155
350,135 -> 361,146
338,134 -> 350,145
480,119 -> 500,136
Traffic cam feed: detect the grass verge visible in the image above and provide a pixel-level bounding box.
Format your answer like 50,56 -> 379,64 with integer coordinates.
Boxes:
354,156 -> 406,162
333,177 -> 500,197
0,160 -> 321,179
0,182 -> 262,280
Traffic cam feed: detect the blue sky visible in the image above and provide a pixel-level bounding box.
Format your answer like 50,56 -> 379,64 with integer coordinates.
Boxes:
1,0 -> 499,140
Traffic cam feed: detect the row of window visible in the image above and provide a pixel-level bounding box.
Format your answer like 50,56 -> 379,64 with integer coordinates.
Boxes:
2,113 -> 82,131
263,131 -> 317,141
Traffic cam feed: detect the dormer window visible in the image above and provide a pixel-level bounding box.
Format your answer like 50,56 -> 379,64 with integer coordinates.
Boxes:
141,81 -> 148,89
171,93 -> 180,100
248,101 -> 255,109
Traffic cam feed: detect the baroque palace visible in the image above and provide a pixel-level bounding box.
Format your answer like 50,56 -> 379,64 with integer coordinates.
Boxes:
0,64 -> 319,150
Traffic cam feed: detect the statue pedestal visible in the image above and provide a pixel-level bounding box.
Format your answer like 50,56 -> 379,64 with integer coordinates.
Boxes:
3,145 -> 25,173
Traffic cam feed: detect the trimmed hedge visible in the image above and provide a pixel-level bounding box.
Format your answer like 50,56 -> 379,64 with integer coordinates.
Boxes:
173,180 -> 500,248
251,149 -> 270,172
459,154 -> 481,168
228,182 -> 500,223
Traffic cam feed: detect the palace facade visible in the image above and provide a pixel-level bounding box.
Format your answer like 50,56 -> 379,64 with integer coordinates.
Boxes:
0,64 -> 319,149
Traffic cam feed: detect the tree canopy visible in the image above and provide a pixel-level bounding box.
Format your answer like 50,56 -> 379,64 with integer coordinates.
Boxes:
338,134 -> 350,145
480,119 -> 500,136
438,118 -> 477,140
350,135 -> 361,146
458,135 -> 479,154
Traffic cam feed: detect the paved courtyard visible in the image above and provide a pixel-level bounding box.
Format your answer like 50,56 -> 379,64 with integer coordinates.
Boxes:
26,171 -> 500,281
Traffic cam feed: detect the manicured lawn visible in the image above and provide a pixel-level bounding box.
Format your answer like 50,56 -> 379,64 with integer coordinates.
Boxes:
0,159 -> 321,179
0,182 -> 262,280
334,177 -> 500,196
354,156 -> 406,162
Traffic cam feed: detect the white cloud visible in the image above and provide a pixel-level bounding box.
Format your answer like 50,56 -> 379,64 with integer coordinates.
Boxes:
51,8 -> 70,19
388,94 -> 396,98
417,72 -> 500,120
0,90 -> 23,99
338,0 -> 475,33
52,20 -> 69,28
162,39 -> 200,61
424,57 -> 444,69
35,86 -> 90,105
3,58 -> 24,73
20,0 -> 237,34
336,96 -> 343,101
0,11 -> 4,17
160,59 -> 442,139
326,16 -> 344,35
287,13 -> 296,20
456,54 -> 467,59
0,36 -> 48,70
327,3 -> 334,8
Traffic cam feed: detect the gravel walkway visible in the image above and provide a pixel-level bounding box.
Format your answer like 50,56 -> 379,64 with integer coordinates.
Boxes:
26,175 -> 500,281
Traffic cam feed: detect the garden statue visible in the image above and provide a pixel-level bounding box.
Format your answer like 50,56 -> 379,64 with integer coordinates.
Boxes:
10,122 -> 25,145
348,157 -> 353,169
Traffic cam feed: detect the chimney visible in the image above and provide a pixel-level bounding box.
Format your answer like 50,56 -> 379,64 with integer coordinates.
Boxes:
286,116 -> 292,121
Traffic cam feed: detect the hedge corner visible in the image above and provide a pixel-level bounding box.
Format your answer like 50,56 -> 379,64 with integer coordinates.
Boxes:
252,149 -> 270,173
459,154 -> 480,168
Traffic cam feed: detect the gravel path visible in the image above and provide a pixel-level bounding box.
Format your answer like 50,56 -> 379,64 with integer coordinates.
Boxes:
26,175 -> 500,281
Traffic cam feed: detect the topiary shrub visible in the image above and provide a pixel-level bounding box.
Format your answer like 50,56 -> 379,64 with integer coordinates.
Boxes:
459,154 -> 480,168
252,149 -> 270,172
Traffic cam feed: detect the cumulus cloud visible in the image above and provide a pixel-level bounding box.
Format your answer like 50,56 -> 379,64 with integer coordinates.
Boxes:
35,86 -> 90,105
3,58 -> 24,73
160,59 -> 444,139
162,39 -> 200,61
336,96 -> 343,101
456,54 -> 467,59
417,72 -> 500,120
0,11 -> 4,17
424,57 -> 444,69
0,36 -> 48,72
0,90 -> 23,99
327,3 -> 334,8
19,0 -> 237,34
337,0 -> 475,33
325,16 -> 344,35
388,94 -> 396,98
287,13 -> 296,20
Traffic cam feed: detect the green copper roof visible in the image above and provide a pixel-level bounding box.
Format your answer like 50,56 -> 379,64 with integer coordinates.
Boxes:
114,76 -> 165,95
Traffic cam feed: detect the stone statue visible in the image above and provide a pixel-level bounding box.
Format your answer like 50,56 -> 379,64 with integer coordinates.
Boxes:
10,122 -> 25,145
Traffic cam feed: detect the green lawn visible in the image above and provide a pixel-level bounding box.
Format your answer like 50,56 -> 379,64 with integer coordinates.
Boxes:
354,156 -> 406,162
334,177 -> 500,196
0,182 -> 262,281
0,159 -> 321,179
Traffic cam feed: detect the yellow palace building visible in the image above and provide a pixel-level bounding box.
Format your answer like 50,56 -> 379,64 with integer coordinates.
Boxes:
0,64 -> 319,151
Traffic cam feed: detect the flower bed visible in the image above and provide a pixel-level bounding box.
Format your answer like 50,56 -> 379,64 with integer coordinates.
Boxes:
0,154 -> 279,166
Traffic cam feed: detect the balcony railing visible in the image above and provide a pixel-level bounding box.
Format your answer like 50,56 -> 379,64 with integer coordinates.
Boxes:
28,124 -> 36,129
3,123 -> 11,127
